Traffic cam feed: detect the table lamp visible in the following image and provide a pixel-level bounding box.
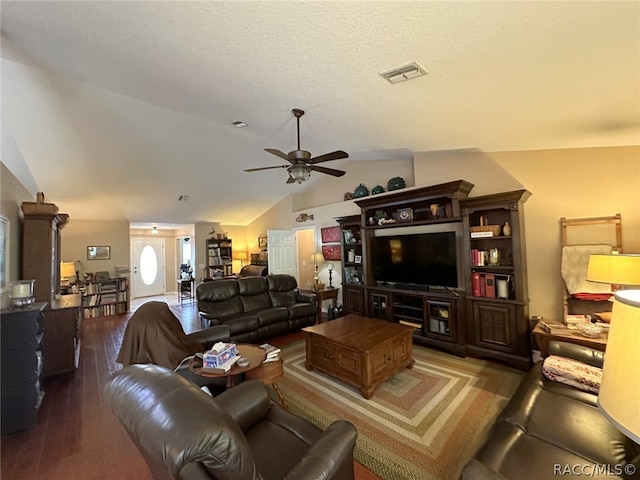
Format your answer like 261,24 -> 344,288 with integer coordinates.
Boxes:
311,251 -> 325,287
235,250 -> 248,267
60,261 -> 76,286
10,279 -> 35,308
586,253 -> 640,443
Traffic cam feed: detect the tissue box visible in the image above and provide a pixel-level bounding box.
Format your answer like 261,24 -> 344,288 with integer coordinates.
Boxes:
203,343 -> 237,368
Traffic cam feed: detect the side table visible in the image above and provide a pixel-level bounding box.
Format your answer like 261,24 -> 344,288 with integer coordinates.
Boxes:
245,358 -> 288,409
177,278 -> 195,303
532,320 -> 608,357
302,287 -> 339,323
188,344 -> 266,388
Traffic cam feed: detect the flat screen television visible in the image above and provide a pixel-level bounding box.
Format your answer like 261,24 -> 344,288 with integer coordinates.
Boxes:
371,231 -> 459,289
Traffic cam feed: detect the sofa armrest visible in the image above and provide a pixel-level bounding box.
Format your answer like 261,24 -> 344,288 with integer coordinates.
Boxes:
282,420 -> 358,480
215,380 -> 271,430
296,291 -> 317,307
460,459 -> 510,480
548,341 -> 605,368
185,325 -> 230,349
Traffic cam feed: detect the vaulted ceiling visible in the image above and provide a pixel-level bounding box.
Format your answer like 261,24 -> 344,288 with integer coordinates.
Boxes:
2,1 -> 638,227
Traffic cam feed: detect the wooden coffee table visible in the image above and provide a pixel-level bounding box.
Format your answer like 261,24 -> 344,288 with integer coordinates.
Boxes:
302,314 -> 414,399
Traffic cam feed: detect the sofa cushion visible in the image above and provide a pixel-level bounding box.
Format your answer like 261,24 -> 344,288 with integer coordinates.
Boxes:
238,277 -> 272,312
287,302 -> 317,320
197,280 -> 244,319
256,307 -> 289,327
267,275 -> 299,306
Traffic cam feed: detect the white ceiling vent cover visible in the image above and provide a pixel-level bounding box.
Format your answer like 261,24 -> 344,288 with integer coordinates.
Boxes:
379,62 -> 427,84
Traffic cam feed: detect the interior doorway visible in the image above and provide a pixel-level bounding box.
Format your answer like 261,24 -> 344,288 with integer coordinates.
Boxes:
295,227 -> 316,290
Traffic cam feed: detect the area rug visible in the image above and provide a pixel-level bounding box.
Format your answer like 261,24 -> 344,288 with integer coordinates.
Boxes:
272,341 -> 524,480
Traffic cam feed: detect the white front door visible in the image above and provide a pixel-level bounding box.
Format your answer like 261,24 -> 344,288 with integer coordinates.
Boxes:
267,230 -> 297,278
131,237 -> 165,298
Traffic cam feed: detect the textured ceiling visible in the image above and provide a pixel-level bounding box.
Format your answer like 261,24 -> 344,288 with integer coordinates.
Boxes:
2,1 -> 639,227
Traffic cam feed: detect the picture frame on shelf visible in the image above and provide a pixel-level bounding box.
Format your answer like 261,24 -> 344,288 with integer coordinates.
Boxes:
87,245 -> 110,260
354,255 -> 362,264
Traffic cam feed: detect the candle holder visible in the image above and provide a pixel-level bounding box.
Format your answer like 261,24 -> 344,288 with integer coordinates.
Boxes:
10,279 -> 36,309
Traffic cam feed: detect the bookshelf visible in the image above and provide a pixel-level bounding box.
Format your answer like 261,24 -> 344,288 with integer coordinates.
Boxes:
206,238 -> 233,278
461,190 -> 531,370
82,278 -> 129,318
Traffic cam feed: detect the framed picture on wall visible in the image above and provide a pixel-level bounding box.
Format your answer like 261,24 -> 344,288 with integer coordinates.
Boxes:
321,226 -> 341,244
87,246 -> 111,260
322,245 -> 341,261
258,236 -> 268,249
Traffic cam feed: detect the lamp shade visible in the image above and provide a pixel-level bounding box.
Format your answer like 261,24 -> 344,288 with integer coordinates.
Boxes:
60,261 -> 76,279
311,252 -> 325,265
587,254 -> 640,286
598,290 -> 640,444
234,251 -> 248,261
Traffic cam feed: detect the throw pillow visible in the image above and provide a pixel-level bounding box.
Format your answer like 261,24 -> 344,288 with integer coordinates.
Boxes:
542,355 -> 602,394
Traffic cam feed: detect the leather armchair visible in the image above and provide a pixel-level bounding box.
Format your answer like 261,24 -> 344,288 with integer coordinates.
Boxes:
103,364 -> 358,480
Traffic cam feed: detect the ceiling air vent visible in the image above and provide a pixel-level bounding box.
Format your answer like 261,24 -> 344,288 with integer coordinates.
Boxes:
379,62 -> 427,84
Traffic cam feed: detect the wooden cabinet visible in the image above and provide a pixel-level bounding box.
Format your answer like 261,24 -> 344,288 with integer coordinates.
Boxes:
42,294 -> 81,378
206,238 -> 233,278
21,203 -> 69,303
461,190 -> 531,370
336,215 -> 365,315
1,303 -> 46,434
82,278 -> 129,318
343,285 -> 364,315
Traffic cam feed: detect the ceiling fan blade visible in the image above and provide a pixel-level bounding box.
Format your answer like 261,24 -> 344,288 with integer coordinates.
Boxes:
264,148 -> 292,162
244,165 -> 289,172
309,165 -> 346,177
308,150 -> 349,164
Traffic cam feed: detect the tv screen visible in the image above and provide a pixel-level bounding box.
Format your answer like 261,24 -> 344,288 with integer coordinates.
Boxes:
371,231 -> 458,288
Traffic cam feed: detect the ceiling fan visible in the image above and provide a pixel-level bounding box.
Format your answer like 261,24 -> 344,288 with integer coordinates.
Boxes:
244,108 -> 348,183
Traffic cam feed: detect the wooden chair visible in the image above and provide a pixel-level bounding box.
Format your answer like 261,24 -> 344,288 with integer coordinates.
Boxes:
560,213 -> 622,320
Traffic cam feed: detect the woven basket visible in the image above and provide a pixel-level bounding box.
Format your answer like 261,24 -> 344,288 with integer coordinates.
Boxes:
470,215 -> 501,236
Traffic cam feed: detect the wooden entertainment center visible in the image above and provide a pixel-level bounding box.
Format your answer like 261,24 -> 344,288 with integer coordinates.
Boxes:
336,180 -> 532,370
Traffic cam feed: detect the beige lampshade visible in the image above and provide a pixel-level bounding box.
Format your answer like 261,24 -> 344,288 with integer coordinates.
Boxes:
587,254 -> 640,286
311,252 -> 325,265
60,261 -> 76,279
234,251 -> 248,261
598,290 -> 640,443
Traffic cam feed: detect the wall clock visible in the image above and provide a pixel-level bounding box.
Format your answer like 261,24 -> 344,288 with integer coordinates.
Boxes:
397,208 -> 413,222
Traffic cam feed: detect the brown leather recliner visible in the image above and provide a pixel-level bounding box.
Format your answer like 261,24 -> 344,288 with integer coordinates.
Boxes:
103,364 -> 358,480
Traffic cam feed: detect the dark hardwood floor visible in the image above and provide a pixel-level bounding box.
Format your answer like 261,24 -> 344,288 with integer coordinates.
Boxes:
1,299 -> 381,480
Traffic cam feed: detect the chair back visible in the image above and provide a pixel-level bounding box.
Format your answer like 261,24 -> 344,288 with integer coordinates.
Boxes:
103,364 -> 260,480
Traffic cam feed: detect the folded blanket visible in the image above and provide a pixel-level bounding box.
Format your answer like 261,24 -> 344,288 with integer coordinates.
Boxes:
542,355 -> 602,394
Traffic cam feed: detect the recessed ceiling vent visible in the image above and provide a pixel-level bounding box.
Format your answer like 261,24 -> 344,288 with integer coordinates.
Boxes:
379,62 -> 427,84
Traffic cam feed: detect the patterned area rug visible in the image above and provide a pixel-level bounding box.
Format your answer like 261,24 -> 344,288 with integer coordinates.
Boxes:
273,341 -> 524,480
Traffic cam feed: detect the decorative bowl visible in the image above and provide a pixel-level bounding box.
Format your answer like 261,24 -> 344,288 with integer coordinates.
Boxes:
387,176 -> 406,191
576,323 -> 603,338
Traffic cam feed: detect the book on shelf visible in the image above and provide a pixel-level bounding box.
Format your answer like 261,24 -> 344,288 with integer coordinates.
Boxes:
470,231 -> 494,238
398,319 -> 421,330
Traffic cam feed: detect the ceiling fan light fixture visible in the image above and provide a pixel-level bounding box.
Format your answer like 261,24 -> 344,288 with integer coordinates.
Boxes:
289,165 -> 311,183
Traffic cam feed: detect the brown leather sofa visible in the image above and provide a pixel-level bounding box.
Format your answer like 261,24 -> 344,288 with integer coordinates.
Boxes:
197,274 -> 317,343
103,364 -> 358,480
461,341 -> 640,479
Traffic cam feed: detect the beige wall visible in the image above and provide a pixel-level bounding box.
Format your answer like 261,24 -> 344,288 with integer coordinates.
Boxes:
62,219 -> 131,280
0,163 -> 36,309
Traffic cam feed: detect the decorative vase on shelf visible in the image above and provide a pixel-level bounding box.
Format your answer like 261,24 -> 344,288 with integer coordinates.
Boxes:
354,184 -> 369,198
371,185 -> 385,195
387,176 -> 406,191
502,221 -> 512,236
